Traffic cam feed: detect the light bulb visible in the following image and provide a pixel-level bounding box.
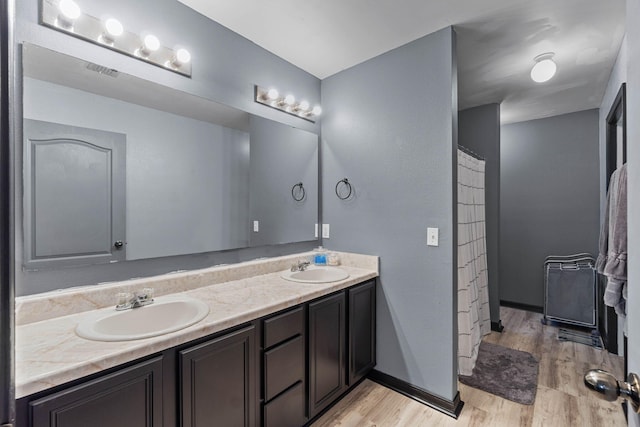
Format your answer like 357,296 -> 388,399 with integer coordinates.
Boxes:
176,48 -> 191,64
143,34 -> 160,52
59,0 -> 81,20
104,18 -> 123,37
267,88 -> 279,100
299,100 -> 310,111
99,18 -> 123,45
284,94 -> 295,106
530,54 -> 557,83
311,105 -> 322,116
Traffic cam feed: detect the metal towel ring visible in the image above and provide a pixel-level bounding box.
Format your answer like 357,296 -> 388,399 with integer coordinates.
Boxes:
335,178 -> 352,200
291,182 -> 305,201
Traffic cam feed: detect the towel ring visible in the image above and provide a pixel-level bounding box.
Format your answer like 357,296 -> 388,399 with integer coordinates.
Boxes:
335,178 -> 352,200
291,182 -> 305,201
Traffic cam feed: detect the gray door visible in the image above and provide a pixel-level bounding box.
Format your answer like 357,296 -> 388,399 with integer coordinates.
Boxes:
23,119 -> 126,268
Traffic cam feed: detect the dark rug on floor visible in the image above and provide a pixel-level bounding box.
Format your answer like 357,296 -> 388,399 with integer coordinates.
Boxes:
459,342 -> 539,405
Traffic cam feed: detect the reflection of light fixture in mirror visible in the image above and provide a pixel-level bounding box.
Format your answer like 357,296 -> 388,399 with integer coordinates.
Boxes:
531,52 -> 557,83
284,94 -> 295,106
99,18 -> 123,45
267,88 -> 279,101
254,85 -> 322,123
56,0 -> 81,30
40,0 -> 192,77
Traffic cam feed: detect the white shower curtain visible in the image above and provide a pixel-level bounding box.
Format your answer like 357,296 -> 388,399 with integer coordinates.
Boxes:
457,149 -> 491,376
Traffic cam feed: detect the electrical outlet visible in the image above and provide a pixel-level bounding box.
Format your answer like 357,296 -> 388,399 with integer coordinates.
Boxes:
253,220 -> 259,232
427,227 -> 439,246
322,223 -> 330,239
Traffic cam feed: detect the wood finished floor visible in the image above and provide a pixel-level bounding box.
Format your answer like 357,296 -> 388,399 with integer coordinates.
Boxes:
312,307 -> 626,427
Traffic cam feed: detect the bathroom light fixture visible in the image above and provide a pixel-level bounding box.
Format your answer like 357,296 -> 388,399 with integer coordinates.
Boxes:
530,53 -> 557,83
267,88 -> 279,100
166,47 -> 191,69
137,34 -> 160,57
56,0 -> 81,29
284,94 -> 295,106
99,18 -> 123,45
40,0 -> 192,77
255,85 -> 322,123
175,48 -> 191,64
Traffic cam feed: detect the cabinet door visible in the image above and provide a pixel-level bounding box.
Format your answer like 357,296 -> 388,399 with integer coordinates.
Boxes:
308,292 -> 346,418
29,357 -> 163,427
348,280 -> 376,385
179,325 -> 256,427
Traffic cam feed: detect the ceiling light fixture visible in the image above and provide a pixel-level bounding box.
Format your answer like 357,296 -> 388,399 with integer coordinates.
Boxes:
530,52 -> 557,83
255,85 -> 322,123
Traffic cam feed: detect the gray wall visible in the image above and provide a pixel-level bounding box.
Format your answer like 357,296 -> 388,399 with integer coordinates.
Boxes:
249,115 -> 318,246
500,110 -> 600,307
321,27 -> 458,401
458,104 -> 501,325
626,0 -> 640,425
14,0 -> 321,295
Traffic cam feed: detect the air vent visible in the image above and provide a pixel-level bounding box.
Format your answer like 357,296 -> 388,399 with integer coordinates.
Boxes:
86,62 -> 119,77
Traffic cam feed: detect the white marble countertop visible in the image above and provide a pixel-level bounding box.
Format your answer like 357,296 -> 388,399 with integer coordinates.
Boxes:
16,253 -> 378,399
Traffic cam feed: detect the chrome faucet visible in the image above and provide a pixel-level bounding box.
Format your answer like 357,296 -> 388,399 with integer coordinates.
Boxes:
290,260 -> 311,272
116,288 -> 154,311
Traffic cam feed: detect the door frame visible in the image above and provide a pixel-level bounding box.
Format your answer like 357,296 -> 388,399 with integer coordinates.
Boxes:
601,83 -> 626,360
0,0 -> 15,424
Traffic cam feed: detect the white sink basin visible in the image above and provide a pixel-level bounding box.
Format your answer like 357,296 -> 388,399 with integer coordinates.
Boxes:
281,266 -> 349,284
76,295 -> 210,342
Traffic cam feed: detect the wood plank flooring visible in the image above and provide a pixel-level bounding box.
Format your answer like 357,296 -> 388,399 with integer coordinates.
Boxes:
312,307 -> 626,427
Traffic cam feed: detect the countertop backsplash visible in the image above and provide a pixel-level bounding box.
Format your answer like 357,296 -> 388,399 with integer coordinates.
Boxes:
15,251 -> 379,326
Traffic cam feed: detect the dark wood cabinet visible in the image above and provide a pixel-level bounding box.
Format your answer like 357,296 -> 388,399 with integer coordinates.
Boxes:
179,325 -> 256,427
19,279 -> 376,427
348,280 -> 376,385
28,356 -> 163,427
308,292 -> 347,418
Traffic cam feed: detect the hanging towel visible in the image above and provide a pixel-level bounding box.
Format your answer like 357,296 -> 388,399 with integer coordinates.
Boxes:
596,164 -> 627,280
596,164 -> 627,318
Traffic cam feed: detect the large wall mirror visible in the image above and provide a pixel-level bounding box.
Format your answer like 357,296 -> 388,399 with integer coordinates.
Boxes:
21,44 -> 318,282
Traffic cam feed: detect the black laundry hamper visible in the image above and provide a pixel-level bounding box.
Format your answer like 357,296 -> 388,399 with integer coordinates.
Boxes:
543,253 -> 597,328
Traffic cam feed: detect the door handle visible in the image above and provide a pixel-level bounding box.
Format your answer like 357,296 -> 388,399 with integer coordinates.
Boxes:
584,369 -> 640,413
114,240 -> 124,249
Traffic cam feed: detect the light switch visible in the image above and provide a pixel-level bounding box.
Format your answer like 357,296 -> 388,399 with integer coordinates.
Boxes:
427,227 -> 439,246
315,223 -> 318,238
253,220 -> 259,232
322,223 -> 330,239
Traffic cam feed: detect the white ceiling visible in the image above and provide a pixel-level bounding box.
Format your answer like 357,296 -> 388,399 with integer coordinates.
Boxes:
178,0 -> 625,124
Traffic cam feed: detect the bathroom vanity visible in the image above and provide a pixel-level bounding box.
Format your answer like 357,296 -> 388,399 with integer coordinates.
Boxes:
14,252 -> 378,427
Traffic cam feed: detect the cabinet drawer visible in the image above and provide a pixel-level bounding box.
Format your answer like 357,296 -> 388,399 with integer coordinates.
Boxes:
264,335 -> 304,401
263,381 -> 306,427
263,306 -> 304,348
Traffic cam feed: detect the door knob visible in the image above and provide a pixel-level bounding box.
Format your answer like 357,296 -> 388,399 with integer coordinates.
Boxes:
114,240 -> 124,249
584,369 -> 640,413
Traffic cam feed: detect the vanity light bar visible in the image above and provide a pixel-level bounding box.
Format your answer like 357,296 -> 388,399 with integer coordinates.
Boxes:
254,85 -> 322,123
40,0 -> 192,77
